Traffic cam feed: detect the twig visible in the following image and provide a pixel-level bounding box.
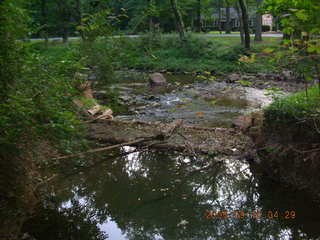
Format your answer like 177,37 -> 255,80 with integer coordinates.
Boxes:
54,137 -> 153,161
313,118 -> 320,135
288,144 -> 320,154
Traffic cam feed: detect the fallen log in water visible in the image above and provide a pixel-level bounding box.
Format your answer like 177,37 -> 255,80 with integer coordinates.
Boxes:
87,119 -> 254,156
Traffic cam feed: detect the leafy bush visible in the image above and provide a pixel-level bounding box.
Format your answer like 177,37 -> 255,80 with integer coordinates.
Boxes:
0,43 -> 85,155
265,86 -> 320,125
217,45 -> 248,61
80,38 -> 117,82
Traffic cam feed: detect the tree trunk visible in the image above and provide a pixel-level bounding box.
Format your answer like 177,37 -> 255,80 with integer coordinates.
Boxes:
218,0 -> 222,33
238,0 -> 250,49
58,0 -> 69,43
225,1 -> 231,34
62,25 -> 68,43
195,0 -> 201,32
40,0 -> 48,48
147,0 -> 155,33
254,0 -> 263,42
235,5 -> 244,45
170,0 -> 186,43
75,0 -> 84,39
274,16 -> 280,32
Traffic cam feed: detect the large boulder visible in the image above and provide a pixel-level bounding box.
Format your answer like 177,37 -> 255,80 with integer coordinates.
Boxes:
149,73 -> 167,86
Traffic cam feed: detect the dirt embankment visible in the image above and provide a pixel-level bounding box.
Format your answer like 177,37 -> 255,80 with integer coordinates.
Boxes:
0,142 -> 57,240
234,112 -> 320,202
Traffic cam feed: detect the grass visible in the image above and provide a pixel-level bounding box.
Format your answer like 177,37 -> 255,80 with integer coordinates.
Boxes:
206,31 -> 241,34
111,34 -> 282,74
265,85 -> 320,125
31,34 -> 282,74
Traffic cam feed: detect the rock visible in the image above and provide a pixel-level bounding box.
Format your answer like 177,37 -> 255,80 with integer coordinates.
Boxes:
201,93 -> 215,101
227,73 -> 241,83
186,88 -> 200,97
150,102 -> 161,107
256,73 -> 268,79
149,72 -> 167,86
242,75 -> 256,81
88,74 -> 97,81
145,95 -> 160,101
277,70 -> 295,81
93,91 -> 107,100
119,95 -> 132,103
75,72 -> 88,80
232,111 -> 264,132
232,115 -> 253,132
282,70 -> 293,79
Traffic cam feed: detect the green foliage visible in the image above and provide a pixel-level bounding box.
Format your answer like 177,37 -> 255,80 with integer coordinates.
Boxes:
0,47 -> 84,153
263,0 -> 320,36
108,34 -> 280,73
263,0 -> 320,79
0,1 -> 86,156
265,86 -> 320,125
264,86 -> 320,143
0,0 -> 30,100
80,38 -> 117,81
78,9 -> 115,43
236,80 -> 253,87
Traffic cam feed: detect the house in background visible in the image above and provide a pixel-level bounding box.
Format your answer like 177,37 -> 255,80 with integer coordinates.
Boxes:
202,7 -> 273,32
262,14 -> 273,30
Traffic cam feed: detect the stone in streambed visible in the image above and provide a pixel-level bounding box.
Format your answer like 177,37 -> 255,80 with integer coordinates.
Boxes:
149,73 -> 167,86
226,73 -> 241,83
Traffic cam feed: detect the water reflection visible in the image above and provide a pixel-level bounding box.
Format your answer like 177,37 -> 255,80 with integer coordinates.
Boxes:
23,148 -> 320,240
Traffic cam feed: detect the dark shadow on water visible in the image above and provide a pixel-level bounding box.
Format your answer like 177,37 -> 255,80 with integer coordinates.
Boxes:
21,148 -> 320,240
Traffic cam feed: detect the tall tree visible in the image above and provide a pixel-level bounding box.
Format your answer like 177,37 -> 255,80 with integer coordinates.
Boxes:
170,0 -> 186,42
218,0 -> 222,33
225,0 -> 231,34
56,0 -> 73,43
75,0 -> 83,38
195,0 -> 201,32
235,4 -> 244,44
254,0 -> 263,41
147,0 -> 155,33
40,0 -> 48,47
238,0 -> 250,49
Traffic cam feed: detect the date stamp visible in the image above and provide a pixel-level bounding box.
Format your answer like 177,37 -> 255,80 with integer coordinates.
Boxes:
204,210 -> 296,220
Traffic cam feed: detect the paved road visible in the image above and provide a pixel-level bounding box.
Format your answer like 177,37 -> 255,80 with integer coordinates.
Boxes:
29,33 -> 283,41
204,33 -> 283,38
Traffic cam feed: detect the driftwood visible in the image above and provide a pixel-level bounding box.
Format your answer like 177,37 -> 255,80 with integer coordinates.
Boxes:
74,81 -> 113,120
54,138 -> 148,160
52,118 -> 254,163
87,119 -> 254,156
54,119 -> 185,161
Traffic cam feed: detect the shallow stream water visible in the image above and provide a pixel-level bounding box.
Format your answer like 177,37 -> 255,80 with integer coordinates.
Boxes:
105,72 -> 272,127
21,73 -> 320,240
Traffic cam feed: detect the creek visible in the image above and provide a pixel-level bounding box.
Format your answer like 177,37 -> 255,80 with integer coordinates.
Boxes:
21,73 -> 320,240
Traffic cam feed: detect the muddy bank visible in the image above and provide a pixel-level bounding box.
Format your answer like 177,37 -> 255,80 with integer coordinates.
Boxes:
0,152 -> 38,239
235,112 -> 320,202
0,142 -> 58,240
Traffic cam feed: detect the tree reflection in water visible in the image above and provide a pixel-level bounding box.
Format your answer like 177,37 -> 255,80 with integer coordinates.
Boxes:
24,147 -> 320,240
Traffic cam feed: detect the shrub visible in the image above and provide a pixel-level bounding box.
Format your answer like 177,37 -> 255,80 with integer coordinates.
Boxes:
0,43 -> 85,155
265,86 -> 320,125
